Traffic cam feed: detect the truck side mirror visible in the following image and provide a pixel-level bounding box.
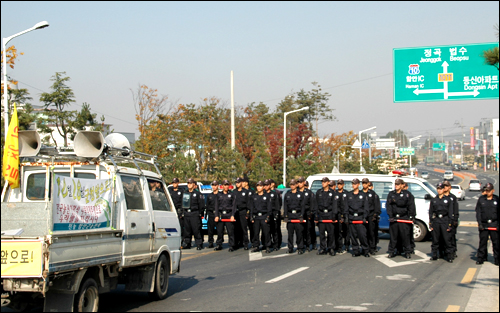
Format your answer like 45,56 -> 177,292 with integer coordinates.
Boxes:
424,194 -> 432,200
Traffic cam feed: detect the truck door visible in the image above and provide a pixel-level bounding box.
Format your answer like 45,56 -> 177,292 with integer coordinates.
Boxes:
120,175 -> 153,264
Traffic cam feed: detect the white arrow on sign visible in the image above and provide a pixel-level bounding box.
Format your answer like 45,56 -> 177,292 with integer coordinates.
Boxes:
413,88 -> 444,95
448,89 -> 480,97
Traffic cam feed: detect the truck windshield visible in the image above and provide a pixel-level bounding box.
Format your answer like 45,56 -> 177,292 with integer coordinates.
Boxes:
26,172 -> 96,201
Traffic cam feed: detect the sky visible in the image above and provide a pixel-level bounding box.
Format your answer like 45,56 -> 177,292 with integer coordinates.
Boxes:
1,1 -> 499,146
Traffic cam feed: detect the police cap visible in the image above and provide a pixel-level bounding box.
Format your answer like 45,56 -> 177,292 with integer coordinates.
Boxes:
395,178 -> 405,185
329,180 -> 336,187
211,180 -> 219,186
289,179 -> 298,185
297,176 -> 306,183
235,177 -> 243,183
187,178 -> 196,184
222,179 -> 230,185
436,182 -> 445,189
172,178 -> 180,183
321,177 -> 330,182
352,178 -> 360,184
256,180 -> 264,186
264,179 -> 271,185
362,178 -> 370,184
337,179 -> 344,185
442,180 -> 452,187
484,183 -> 494,191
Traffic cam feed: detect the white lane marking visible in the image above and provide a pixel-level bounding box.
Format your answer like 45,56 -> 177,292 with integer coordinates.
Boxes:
334,306 -> 368,311
249,250 -> 291,261
386,274 -> 416,281
265,267 -> 309,283
373,250 -> 430,268
466,204 -> 474,207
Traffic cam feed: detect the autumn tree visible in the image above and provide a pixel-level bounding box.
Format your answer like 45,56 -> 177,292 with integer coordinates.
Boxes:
482,24 -> 499,70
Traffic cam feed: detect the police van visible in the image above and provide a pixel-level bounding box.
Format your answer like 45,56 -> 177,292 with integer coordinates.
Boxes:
306,173 -> 437,242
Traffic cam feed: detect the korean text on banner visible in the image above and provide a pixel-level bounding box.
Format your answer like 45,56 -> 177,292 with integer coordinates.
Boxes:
2,103 -> 20,189
53,175 -> 114,231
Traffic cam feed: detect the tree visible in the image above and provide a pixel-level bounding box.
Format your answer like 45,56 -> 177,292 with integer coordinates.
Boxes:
482,24 -> 499,70
39,72 -> 76,147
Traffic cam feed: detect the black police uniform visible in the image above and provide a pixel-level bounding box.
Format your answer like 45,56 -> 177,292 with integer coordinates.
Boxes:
346,190 -> 370,256
301,187 -> 317,250
363,189 -> 381,254
336,189 -> 350,252
250,192 -> 272,250
215,191 -> 237,250
315,188 -> 338,254
283,190 -> 305,252
386,189 -> 416,256
205,191 -> 219,246
169,187 -> 185,242
233,188 -> 252,249
475,194 -> 499,264
182,189 -> 205,248
429,195 -> 454,260
267,189 -> 282,250
446,192 -> 459,256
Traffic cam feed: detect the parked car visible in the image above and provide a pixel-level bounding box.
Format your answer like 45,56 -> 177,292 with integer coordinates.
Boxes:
469,179 -> 482,191
452,164 -> 461,171
450,185 -> 466,201
444,170 -> 454,181
421,171 -> 430,179
461,163 -> 469,170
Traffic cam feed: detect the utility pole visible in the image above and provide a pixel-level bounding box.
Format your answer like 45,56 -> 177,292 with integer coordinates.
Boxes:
230,71 -> 235,149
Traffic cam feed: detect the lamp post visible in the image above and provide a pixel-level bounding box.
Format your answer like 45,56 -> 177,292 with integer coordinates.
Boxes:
454,139 -> 464,165
3,21 -> 49,140
358,126 -> 376,172
283,107 -> 309,187
409,135 -> 422,169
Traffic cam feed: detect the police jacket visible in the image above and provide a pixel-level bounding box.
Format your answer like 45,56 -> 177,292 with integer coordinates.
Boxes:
168,187 -> 183,213
205,192 -> 219,216
250,192 -> 272,220
346,191 -> 368,222
475,194 -> 499,228
283,190 -> 305,219
429,195 -> 453,226
267,190 -> 281,216
362,189 -> 382,217
215,191 -> 236,219
445,193 -> 459,222
182,189 -> 205,217
315,188 -> 338,221
335,189 -> 348,217
233,188 -> 252,211
386,190 -> 415,219
300,188 -> 316,216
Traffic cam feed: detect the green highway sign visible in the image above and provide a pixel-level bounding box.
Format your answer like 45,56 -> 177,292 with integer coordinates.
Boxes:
394,42 -> 499,102
432,143 -> 446,151
399,147 -> 415,156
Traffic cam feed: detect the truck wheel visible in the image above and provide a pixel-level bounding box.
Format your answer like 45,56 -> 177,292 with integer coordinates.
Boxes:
150,254 -> 170,300
74,277 -> 99,312
413,220 -> 428,242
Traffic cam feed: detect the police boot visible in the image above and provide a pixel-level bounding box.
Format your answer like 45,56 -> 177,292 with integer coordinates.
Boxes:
214,245 -> 223,251
251,247 -> 260,253
298,249 -> 304,255
430,254 -> 438,261
388,252 -> 397,258
228,247 -> 235,252
329,249 -> 337,256
353,251 -> 361,257
447,254 -> 454,263
287,248 -> 294,254
476,259 -> 484,265
405,253 -> 411,259
364,252 -> 370,258
317,250 -> 327,255
265,248 -> 272,253
197,245 -> 203,250
208,243 -> 214,248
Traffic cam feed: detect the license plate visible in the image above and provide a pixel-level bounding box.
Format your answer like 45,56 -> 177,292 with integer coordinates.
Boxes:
1,240 -> 43,278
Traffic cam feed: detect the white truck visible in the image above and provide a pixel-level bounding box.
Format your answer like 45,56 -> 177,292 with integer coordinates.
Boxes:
1,131 -> 181,312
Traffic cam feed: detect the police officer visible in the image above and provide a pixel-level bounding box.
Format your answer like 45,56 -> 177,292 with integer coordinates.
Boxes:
168,178 -> 185,245
205,181 -> 219,248
265,179 -> 282,251
346,179 -> 370,257
233,177 -> 251,250
387,178 -> 415,259
298,177 -> 316,252
243,176 -> 255,242
250,181 -> 272,253
283,179 -> 305,254
214,180 -> 237,251
402,182 -> 416,254
362,178 -> 381,255
475,183 -> 499,265
368,182 -> 381,248
182,178 -> 205,250
443,180 -> 459,258
429,183 -> 454,263
315,177 -> 338,256
336,179 -> 350,253
329,180 -> 341,253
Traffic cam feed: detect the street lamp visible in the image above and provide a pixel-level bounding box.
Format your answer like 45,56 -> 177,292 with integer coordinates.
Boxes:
3,21 -> 49,139
358,126 -> 376,172
283,106 -> 309,187
454,139 -> 464,166
476,139 -> 487,172
409,135 -> 422,169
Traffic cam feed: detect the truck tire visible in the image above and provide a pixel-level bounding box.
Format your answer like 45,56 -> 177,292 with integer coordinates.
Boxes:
413,220 -> 428,242
150,254 -> 170,300
74,277 -> 99,312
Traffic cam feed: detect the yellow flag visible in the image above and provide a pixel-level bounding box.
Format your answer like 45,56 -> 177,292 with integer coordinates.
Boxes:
2,103 -> 20,189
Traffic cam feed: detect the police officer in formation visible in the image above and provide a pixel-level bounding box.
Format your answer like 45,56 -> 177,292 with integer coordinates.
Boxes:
475,182 -> 499,266
182,178 -> 205,250
429,182 -> 454,263
345,179 -> 370,257
335,179 -> 350,253
298,177 -> 316,252
250,181 -> 272,253
368,182 -> 381,249
214,180 -> 237,251
361,178 -> 381,255
283,179 -> 306,254
442,180 -> 459,259
205,180 -> 219,249
168,178 -> 184,241
401,182 -> 416,254
233,177 -> 251,250
315,177 -> 338,255
387,178 -> 415,259
264,179 -> 282,251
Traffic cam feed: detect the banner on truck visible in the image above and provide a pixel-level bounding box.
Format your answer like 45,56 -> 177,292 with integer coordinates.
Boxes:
52,175 -> 113,231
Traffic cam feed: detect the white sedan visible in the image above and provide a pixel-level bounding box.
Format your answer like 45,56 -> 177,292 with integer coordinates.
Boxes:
469,179 -> 482,191
450,185 -> 466,200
